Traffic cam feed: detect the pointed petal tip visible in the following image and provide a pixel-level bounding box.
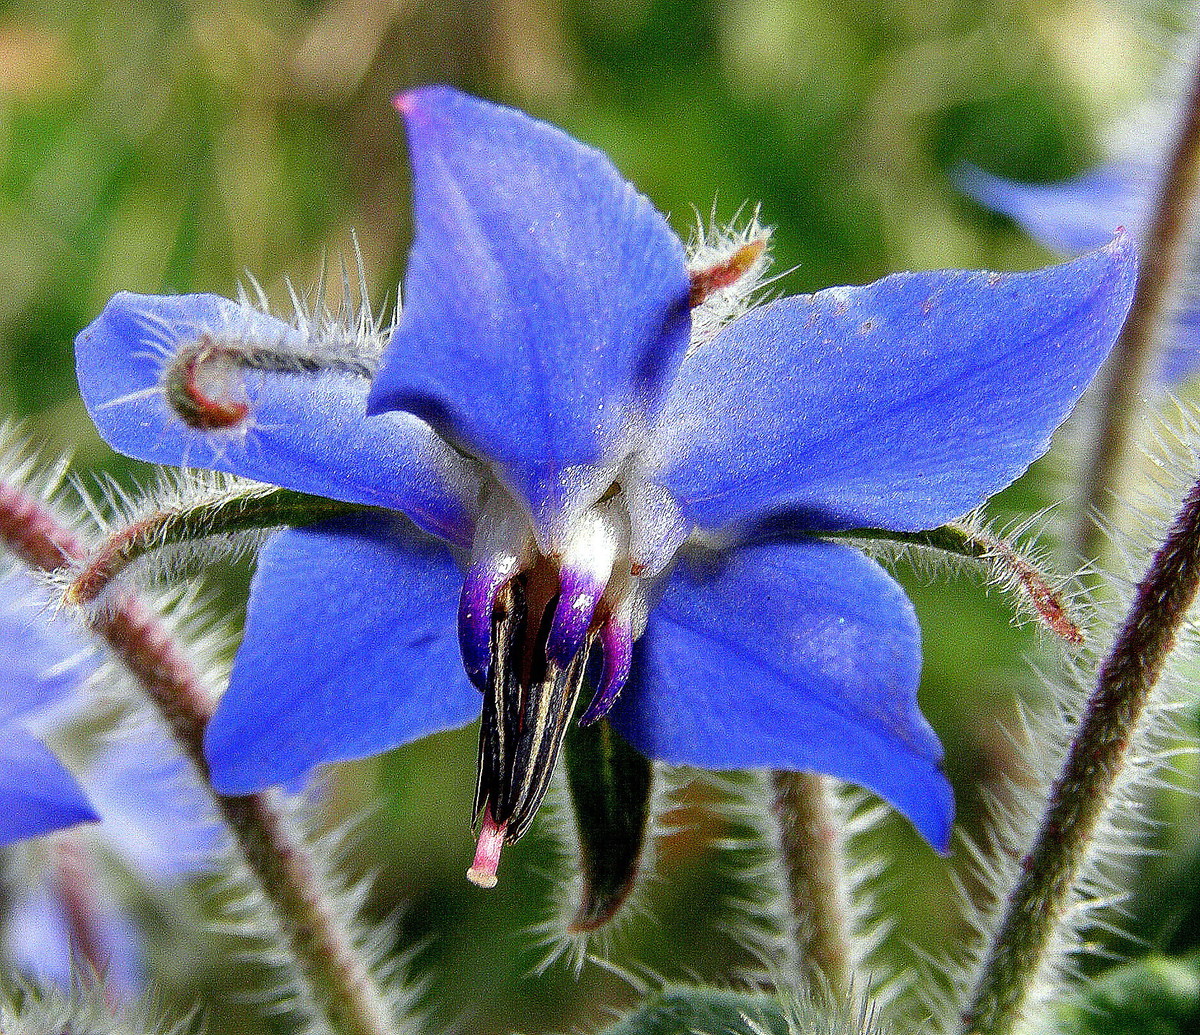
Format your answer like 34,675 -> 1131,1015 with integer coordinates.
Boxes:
921,768 -> 956,856
391,85 -> 478,130
392,84 -> 449,118
1089,225 -> 1139,313
1105,224 -> 1135,259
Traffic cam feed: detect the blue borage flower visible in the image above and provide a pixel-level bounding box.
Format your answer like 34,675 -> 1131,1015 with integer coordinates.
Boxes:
1,572 -> 99,846
76,87 -> 1137,885
956,151 -> 1200,381
6,724 -> 219,998
2,572 -> 217,990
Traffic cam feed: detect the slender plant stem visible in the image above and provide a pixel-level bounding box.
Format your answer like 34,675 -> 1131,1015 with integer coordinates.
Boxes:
67,485 -> 366,605
52,839 -> 118,1006
770,770 -> 855,1002
827,522 -> 1083,644
1073,52 -> 1200,562
959,472 -> 1200,1035
1,481 -> 400,1035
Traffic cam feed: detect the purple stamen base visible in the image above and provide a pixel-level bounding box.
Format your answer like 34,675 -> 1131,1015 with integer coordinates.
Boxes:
579,618 -> 634,726
458,560 -> 514,689
546,567 -> 606,668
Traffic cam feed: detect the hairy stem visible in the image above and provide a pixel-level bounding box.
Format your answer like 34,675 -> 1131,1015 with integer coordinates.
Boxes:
1,481 -> 399,1035
68,485 -> 367,605
828,521 -> 1082,644
1073,54 -> 1200,562
52,840 -> 107,981
960,472 -> 1200,1035
770,770 -> 854,1002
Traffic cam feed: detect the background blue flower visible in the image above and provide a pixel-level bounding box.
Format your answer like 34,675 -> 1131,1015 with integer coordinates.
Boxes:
0,572 -> 99,846
4,723 -> 219,999
955,132 -> 1200,382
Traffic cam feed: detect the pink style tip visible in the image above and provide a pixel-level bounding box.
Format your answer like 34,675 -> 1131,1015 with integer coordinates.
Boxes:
466,807 -> 507,889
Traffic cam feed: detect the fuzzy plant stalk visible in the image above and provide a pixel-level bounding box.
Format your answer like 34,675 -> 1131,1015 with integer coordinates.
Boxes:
769,770 -> 855,1001
64,481 -> 365,607
1073,52 -> 1200,563
0,479 -> 401,1035
959,469 -> 1200,1035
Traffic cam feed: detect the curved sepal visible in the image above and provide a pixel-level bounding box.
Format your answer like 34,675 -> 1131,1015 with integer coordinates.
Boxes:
76,292 -> 480,546
563,716 -> 654,931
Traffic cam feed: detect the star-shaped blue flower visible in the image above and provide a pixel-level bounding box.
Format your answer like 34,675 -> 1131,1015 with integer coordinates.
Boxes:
1,573 -> 99,846
75,87 -> 1137,881
956,152 -> 1198,379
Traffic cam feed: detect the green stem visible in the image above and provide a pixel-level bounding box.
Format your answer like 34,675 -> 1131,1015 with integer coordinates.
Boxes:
1073,54 -> 1200,562
770,770 -> 854,1002
1,480 -> 400,1035
67,483 -> 368,605
959,471 -> 1200,1035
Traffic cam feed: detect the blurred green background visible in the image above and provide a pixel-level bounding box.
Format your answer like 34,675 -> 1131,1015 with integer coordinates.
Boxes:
4,0 -> 1200,1032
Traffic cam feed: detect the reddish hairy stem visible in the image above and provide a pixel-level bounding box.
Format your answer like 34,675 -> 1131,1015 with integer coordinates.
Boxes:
52,838 -> 116,1006
961,472 -> 1200,1034
1,481 -> 398,1035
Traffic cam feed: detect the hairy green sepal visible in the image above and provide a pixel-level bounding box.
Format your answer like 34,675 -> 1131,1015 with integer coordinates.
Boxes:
563,715 -> 654,931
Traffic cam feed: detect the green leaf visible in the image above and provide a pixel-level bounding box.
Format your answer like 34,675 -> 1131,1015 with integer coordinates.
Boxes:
1050,953 -> 1200,1035
596,987 -> 791,1035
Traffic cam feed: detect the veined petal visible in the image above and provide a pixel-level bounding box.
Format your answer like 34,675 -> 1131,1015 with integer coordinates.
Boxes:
609,540 -> 952,850
956,161 -> 1154,254
76,292 -> 480,547
204,514 -> 479,794
368,87 -> 691,475
0,727 -> 99,846
649,234 -> 1137,535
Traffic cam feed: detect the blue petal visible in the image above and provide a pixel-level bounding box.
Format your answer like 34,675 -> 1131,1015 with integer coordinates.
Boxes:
83,726 -> 221,881
1,574 -> 96,727
0,726 -> 99,845
1160,295 -> 1200,384
204,514 -> 479,794
7,883 -> 144,999
609,540 -> 953,850
368,87 -> 692,481
650,234 -> 1138,534
75,292 -> 480,547
955,161 -> 1153,254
